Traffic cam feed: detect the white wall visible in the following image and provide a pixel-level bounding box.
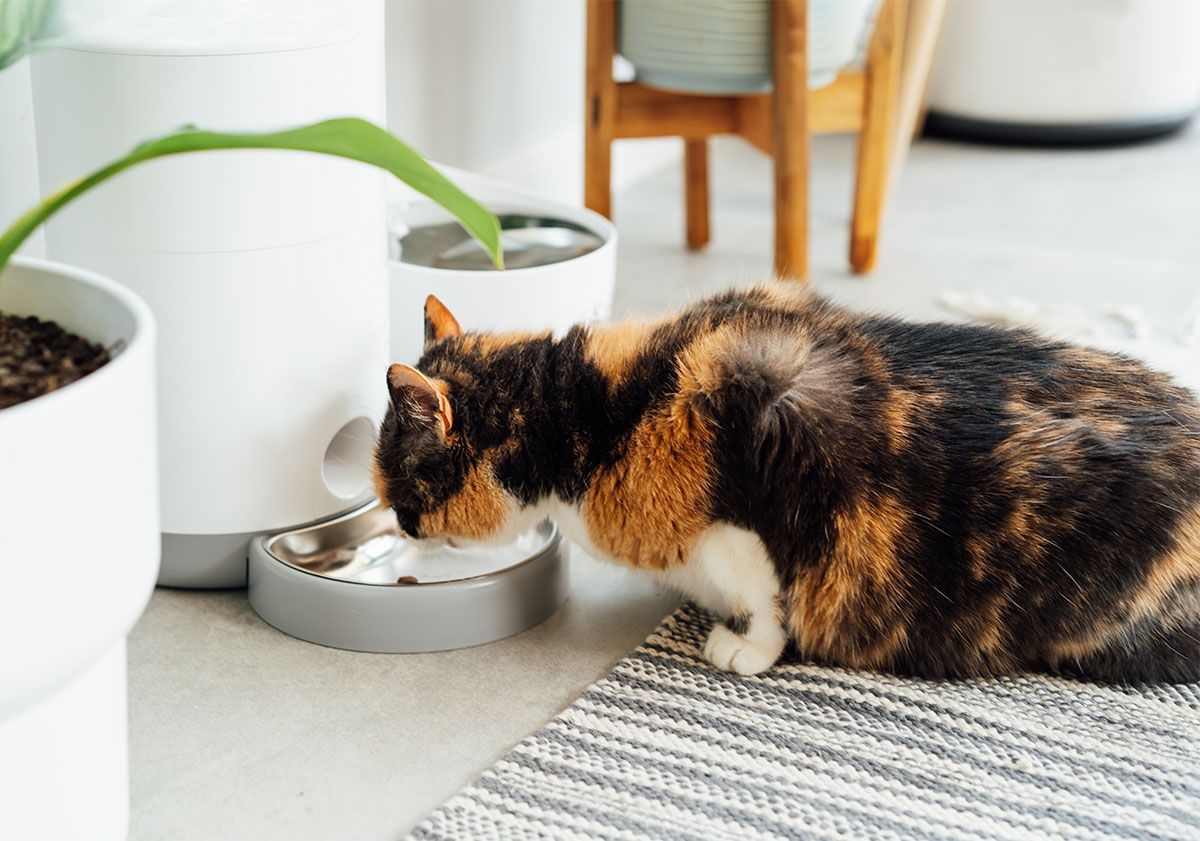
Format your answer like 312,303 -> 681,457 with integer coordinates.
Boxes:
5,1 -> 675,227
385,0 -> 677,205
0,58 -> 44,256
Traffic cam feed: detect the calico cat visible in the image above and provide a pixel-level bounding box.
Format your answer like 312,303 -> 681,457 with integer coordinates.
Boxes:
373,284 -> 1200,683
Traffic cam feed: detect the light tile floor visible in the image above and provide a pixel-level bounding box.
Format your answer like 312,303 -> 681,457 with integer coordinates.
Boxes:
128,124 -> 1200,841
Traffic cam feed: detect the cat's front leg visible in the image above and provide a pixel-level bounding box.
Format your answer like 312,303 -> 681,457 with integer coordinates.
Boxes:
690,525 -> 788,676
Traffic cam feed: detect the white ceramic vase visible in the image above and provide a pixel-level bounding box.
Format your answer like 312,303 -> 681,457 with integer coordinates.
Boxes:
0,256 -> 159,841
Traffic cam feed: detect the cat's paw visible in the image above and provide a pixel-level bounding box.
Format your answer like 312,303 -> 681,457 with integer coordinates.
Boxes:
703,624 -> 780,676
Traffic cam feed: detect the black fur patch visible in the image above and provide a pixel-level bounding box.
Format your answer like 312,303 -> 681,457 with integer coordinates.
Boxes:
725,613 -> 752,636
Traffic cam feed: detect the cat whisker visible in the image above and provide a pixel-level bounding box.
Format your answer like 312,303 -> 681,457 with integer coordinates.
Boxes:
1056,564 -> 1084,595
928,584 -> 951,603
1156,635 -> 1185,661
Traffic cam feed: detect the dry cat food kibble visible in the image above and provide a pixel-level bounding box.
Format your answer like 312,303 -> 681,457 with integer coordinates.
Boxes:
0,313 -> 110,409
395,575 -> 419,585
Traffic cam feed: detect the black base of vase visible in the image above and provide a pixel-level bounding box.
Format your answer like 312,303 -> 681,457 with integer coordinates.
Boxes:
923,110 -> 1195,148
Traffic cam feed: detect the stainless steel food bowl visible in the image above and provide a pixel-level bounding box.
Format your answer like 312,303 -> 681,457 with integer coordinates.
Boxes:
247,500 -> 567,653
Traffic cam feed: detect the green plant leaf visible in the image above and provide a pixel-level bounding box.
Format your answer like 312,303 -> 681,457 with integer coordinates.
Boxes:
0,117 -> 503,271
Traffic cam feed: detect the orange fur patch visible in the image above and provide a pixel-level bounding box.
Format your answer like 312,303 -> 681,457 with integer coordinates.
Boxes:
964,534 -> 992,582
758,279 -> 817,310
992,399 -> 1147,560
881,385 -> 942,454
419,461 -> 510,540
584,319 -> 661,388
424,295 -> 462,342
1047,631 -> 1116,663
791,492 -> 910,666
371,459 -> 390,509
1128,501 -> 1200,623
963,592 -> 1017,675
463,331 -> 551,358
582,395 -> 714,571
675,325 -> 745,396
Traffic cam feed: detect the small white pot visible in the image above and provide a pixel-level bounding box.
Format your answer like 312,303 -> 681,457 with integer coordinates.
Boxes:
389,169 -> 617,365
618,0 -> 879,94
0,256 -> 159,841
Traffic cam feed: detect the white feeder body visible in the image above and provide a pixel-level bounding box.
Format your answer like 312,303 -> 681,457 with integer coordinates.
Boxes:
31,0 -> 389,587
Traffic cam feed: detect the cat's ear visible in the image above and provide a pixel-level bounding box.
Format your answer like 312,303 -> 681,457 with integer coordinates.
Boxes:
424,295 -> 462,349
387,363 -> 453,435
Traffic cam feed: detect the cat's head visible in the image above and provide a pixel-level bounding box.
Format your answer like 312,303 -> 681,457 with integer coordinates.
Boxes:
372,295 -> 519,544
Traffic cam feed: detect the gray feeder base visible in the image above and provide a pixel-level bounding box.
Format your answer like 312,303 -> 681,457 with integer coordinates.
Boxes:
159,531 -> 255,589
159,505 -> 371,589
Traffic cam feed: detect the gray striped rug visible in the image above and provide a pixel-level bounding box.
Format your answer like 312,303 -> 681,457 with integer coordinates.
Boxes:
410,605 -> 1200,840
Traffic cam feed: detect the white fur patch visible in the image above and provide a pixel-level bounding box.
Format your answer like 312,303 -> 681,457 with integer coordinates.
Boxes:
525,499 -> 788,675
690,525 -> 787,674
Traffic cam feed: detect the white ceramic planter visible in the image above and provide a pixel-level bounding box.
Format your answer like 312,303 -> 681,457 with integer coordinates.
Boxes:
389,169 -> 617,365
0,256 -> 159,841
618,0 -> 879,93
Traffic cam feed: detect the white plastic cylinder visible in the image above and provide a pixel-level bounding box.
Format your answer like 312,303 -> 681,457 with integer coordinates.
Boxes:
928,0 -> 1200,125
30,1 -> 390,587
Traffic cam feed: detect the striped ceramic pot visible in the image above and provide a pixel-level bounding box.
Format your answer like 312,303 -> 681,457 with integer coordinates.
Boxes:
618,0 -> 879,94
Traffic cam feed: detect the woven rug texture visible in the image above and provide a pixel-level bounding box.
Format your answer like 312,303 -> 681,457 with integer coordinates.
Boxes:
410,605 -> 1199,841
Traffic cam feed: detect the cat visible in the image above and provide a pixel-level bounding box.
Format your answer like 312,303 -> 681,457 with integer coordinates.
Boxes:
373,283 -> 1200,683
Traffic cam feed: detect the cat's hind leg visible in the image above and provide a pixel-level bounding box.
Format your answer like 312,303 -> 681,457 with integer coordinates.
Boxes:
689,524 -> 787,676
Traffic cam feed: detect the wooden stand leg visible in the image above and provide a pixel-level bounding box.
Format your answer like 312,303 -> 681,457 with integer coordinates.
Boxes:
771,0 -> 809,281
585,0 -> 617,218
850,0 -> 904,274
684,138 -> 711,249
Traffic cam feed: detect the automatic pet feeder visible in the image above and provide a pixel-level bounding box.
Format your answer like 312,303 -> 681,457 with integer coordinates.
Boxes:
31,0 -> 389,588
